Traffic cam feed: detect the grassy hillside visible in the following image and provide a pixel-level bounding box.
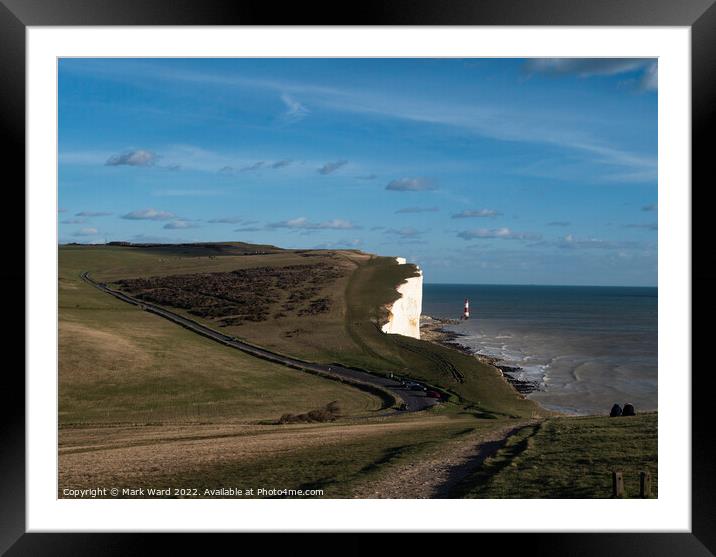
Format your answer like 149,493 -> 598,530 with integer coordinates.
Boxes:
451,413 -> 658,498
63,244 -> 544,419
59,247 -> 384,425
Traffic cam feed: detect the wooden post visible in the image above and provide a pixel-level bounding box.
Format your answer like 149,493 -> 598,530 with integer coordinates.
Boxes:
612,471 -> 625,498
640,471 -> 652,498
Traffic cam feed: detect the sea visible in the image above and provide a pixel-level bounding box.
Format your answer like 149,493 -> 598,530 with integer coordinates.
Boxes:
422,284 -> 658,415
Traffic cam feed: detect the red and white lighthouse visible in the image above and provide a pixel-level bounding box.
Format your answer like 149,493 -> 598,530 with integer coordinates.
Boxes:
463,298 -> 470,320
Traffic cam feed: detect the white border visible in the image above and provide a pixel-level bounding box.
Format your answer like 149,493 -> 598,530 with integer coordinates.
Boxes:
27,26 -> 691,532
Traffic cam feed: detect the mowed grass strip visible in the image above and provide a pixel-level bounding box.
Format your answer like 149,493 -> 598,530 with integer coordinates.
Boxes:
451,413 -> 657,499
59,252 -> 383,425
59,415 -> 513,498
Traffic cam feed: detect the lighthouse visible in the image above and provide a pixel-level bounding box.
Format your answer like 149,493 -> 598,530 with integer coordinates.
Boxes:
463,298 -> 470,320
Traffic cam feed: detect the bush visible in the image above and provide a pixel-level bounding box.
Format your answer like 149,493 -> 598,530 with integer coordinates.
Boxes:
277,401 -> 341,424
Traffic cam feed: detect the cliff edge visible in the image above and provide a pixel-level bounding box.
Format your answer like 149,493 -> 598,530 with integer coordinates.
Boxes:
381,257 -> 423,340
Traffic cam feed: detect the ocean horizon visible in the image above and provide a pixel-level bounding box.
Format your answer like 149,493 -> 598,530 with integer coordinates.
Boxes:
422,283 -> 658,415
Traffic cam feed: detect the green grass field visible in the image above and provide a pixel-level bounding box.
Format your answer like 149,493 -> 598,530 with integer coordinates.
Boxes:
451,413 -> 658,498
59,246 -> 384,424
61,244 -> 544,419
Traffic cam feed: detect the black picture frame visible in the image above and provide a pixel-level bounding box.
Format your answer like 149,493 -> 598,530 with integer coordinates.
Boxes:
2,1 -> 707,554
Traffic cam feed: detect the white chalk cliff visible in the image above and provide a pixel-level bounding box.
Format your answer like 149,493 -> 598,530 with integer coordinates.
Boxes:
381,257 -> 423,340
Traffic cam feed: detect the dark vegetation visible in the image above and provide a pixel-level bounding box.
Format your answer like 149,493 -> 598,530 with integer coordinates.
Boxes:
114,263 -> 344,327
278,401 -> 342,424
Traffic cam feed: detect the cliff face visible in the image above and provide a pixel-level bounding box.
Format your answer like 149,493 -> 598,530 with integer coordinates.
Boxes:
381,258 -> 423,340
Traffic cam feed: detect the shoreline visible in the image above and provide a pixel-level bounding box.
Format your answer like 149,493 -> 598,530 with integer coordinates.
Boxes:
419,315 -> 541,397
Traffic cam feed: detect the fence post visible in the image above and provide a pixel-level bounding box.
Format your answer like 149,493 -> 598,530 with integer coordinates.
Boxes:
612,471 -> 624,498
639,471 -> 652,498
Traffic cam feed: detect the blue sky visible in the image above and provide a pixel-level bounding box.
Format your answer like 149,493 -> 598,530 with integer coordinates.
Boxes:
58,58 -> 657,286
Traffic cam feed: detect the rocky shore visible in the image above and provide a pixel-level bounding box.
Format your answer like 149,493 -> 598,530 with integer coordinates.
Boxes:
420,315 -> 541,395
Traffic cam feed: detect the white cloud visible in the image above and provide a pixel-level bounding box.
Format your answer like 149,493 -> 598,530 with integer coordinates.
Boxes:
318,160 -> 348,175
451,209 -> 501,219
640,62 -> 658,92
122,208 -> 176,221
557,234 -> 640,249
385,227 -> 425,239
208,217 -> 246,224
524,58 -> 654,79
73,227 -> 99,236
386,177 -> 437,192
457,227 -> 539,241
105,149 -> 158,167
163,220 -> 196,230
267,217 -> 358,230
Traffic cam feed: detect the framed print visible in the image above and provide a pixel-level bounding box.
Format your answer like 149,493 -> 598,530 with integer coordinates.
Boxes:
2,0 -> 709,554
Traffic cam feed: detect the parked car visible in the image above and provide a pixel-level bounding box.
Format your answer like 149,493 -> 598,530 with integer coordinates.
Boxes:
425,390 -> 443,399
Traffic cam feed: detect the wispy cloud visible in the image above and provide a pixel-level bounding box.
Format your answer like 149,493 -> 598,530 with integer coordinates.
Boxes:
313,239 -> 363,249
524,58 -> 658,95
75,211 -> 113,217
66,60 -> 656,183
73,227 -> 99,236
642,203 -> 657,212
624,223 -> 658,231
266,217 -> 358,230
458,227 -> 540,241
163,220 -> 196,230
524,58 -> 654,79
271,159 -> 292,169
61,218 -> 87,224
395,206 -> 439,214
208,217 -> 246,224
241,161 -> 265,172
281,94 -> 309,123
356,174 -> 378,180
386,177 -> 437,192
451,209 -> 501,219
557,234 -> 641,249
318,160 -> 348,175
122,208 -> 176,221
639,62 -> 658,91
547,221 -> 571,227
234,226 -> 262,232
385,227 -> 425,239
105,149 -> 158,167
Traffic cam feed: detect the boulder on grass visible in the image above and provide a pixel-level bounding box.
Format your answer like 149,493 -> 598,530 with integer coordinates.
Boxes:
622,403 -> 636,416
610,404 -> 623,417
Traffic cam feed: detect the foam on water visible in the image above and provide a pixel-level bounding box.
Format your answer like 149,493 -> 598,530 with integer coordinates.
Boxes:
423,284 -> 657,415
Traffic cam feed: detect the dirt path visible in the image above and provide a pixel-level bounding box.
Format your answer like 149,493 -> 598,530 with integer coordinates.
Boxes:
355,421 -> 539,499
